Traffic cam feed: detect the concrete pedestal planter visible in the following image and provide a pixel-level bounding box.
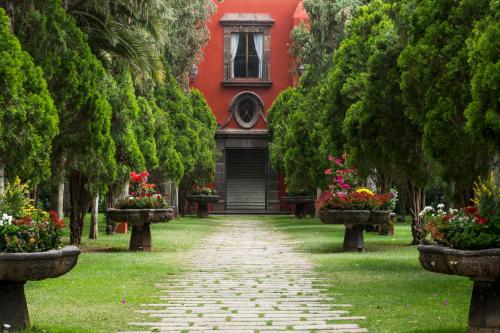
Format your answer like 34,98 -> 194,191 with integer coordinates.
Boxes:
418,245 -> 500,333
0,246 -> 81,331
283,196 -> 316,218
319,209 -> 388,251
106,208 -> 174,251
187,195 -> 220,218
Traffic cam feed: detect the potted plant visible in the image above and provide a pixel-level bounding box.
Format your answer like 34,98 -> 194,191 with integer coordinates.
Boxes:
316,155 -> 396,251
0,178 -> 80,331
106,171 -> 174,251
187,185 -> 219,218
283,190 -> 316,218
418,174 -> 499,333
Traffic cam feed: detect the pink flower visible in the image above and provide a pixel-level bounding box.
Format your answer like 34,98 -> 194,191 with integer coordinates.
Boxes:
325,169 -> 332,175
336,192 -> 347,200
328,155 -> 335,161
334,158 -> 343,166
340,183 -> 351,190
336,176 -> 344,184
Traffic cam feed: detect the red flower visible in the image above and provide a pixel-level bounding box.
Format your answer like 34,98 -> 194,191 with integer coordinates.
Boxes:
464,206 -> 478,215
49,210 -> 65,229
130,170 -> 149,183
325,169 -> 332,175
475,215 -> 488,225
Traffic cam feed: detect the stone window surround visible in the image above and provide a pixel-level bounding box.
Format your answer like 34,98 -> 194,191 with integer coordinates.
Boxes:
220,14 -> 274,87
231,91 -> 264,129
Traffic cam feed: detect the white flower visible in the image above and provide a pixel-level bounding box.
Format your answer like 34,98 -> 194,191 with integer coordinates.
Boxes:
0,213 -> 13,226
437,203 -> 445,209
419,206 -> 435,217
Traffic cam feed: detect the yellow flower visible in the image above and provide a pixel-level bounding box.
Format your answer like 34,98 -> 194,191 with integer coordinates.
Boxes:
356,188 -> 374,196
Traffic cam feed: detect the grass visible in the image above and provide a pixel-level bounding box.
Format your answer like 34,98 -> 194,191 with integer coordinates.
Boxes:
22,214 -> 222,333
19,214 -> 471,332
262,215 -> 470,333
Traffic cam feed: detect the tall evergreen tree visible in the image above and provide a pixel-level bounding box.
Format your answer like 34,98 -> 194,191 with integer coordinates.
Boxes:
398,0 -> 491,205
0,8 -> 58,192
13,0 -> 116,244
187,89 -> 218,186
465,0 -> 500,153
136,97 -> 160,171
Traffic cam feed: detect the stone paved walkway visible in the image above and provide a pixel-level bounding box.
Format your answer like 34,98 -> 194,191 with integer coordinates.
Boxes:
121,219 -> 367,333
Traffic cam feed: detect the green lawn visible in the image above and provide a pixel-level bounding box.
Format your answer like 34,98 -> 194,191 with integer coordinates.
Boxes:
23,214 -> 223,333
21,215 -> 471,333
263,216 -> 470,333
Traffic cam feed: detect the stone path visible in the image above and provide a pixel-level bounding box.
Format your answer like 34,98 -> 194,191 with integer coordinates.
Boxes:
121,219 -> 367,333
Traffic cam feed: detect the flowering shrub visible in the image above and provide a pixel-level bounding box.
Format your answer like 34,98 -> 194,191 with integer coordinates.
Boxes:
316,155 -> 395,211
0,178 -> 64,253
421,175 -> 500,250
191,184 -> 218,196
118,170 -> 169,209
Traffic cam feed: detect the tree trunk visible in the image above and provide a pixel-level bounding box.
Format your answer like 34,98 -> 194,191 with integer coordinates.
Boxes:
105,182 -> 126,235
178,186 -> 188,216
376,170 -> 392,194
50,182 -> 65,218
57,182 -> 64,218
0,164 -> 4,196
89,194 -> 99,240
315,187 -> 321,218
30,183 -> 39,206
408,181 -> 426,245
123,180 -> 129,197
398,181 -> 408,218
69,172 -> 92,245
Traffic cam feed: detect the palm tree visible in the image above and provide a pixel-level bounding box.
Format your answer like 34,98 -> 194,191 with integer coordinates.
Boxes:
65,0 -> 170,84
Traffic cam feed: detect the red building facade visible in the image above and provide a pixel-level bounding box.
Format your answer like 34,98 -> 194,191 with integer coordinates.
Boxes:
191,0 -> 308,213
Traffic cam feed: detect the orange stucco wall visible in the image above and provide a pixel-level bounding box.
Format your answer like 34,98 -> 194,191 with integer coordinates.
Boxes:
190,0 -> 302,129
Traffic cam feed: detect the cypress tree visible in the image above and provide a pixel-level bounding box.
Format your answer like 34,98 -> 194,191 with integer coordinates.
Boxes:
0,8 -> 58,192
13,0 -> 116,244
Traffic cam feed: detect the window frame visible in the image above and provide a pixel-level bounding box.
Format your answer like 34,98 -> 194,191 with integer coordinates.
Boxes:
232,32 -> 262,79
220,14 -> 274,87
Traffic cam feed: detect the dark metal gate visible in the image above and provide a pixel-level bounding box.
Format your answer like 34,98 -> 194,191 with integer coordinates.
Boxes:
225,149 -> 267,210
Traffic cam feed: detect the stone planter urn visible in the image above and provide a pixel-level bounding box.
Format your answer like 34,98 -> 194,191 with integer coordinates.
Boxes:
187,195 -> 220,218
283,196 -> 316,218
106,208 -> 174,251
418,245 -> 500,333
320,209 -> 390,251
0,246 -> 81,331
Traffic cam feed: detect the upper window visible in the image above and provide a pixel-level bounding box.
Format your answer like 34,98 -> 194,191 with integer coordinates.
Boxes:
220,14 -> 274,87
232,33 -> 263,79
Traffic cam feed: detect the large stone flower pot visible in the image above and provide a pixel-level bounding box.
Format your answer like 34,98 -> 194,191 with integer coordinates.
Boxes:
187,195 -> 220,218
367,210 -> 391,235
106,208 -> 174,251
284,196 -> 316,218
0,246 -> 81,331
320,209 -> 388,252
418,245 -> 500,333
